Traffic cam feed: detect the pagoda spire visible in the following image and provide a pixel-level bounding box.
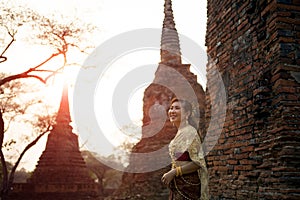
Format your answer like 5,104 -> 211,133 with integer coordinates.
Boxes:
160,0 -> 182,65
53,82 -> 72,133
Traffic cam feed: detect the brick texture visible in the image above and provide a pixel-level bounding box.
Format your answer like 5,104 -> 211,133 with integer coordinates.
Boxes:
205,0 -> 300,199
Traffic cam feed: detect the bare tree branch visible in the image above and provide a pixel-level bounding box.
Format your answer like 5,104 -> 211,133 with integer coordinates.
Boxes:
0,110 -> 4,147
7,125 -> 51,188
3,99 -> 42,133
0,28 -> 16,64
0,3 -> 97,198
68,43 -> 94,54
0,110 -> 8,197
0,149 -> 8,196
0,52 -> 62,86
0,73 -> 46,86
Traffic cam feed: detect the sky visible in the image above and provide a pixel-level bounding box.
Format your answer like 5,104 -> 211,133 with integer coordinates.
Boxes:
22,0 -> 207,47
2,0 -> 208,171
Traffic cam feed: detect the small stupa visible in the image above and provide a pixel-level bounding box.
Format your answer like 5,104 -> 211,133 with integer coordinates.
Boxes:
11,83 -> 100,200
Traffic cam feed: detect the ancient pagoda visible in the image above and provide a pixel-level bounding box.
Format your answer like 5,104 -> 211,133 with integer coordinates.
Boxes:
114,0 -> 205,199
11,84 -> 100,200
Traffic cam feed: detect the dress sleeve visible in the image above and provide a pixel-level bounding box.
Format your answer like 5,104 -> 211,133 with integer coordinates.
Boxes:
188,135 -> 205,166
188,133 -> 209,200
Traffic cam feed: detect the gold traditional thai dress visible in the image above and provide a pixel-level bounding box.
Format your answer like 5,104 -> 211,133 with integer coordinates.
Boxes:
168,125 -> 209,200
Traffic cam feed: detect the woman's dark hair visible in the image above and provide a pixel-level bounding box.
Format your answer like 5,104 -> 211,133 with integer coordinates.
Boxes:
170,98 -> 198,129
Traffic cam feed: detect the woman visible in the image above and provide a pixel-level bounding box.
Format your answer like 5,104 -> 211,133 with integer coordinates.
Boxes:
161,98 -> 208,200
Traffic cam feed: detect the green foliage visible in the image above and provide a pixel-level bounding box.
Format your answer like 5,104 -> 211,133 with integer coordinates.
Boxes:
0,161 -> 12,183
13,168 -> 31,183
103,169 -> 123,189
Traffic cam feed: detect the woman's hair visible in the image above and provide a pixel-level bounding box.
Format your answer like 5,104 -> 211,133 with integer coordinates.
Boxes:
170,98 -> 198,129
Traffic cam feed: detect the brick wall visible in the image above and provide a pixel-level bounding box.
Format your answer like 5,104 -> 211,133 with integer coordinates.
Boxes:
205,0 -> 300,199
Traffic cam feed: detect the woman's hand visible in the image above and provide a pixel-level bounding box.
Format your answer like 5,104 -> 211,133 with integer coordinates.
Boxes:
161,169 -> 176,185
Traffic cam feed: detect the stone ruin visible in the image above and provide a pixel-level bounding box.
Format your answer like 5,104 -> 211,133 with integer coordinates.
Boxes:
114,0 -> 206,199
9,0 -> 300,199
113,0 -> 300,199
10,84 -> 101,200
205,0 -> 300,199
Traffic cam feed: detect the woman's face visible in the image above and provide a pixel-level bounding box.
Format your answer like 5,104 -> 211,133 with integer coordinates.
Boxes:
168,101 -> 184,124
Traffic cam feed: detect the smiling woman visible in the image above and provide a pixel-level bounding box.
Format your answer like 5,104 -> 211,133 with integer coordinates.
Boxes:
162,98 -> 209,200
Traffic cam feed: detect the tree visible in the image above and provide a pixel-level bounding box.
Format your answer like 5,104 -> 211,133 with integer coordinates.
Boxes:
0,1 -> 96,199
113,123 -> 142,167
12,168 -> 30,183
0,75 -> 57,199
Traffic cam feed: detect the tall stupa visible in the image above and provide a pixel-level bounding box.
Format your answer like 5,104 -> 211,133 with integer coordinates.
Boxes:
114,0 -> 206,199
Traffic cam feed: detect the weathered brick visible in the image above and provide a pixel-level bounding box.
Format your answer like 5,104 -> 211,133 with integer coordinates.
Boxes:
228,160 -> 238,165
234,165 -> 253,171
206,0 -> 300,199
241,146 -> 254,153
235,153 -> 250,160
239,159 -> 259,165
277,0 -> 292,4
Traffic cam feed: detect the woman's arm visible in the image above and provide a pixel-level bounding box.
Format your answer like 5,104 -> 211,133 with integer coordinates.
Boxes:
161,161 -> 200,185
161,168 -> 176,185
180,161 -> 201,174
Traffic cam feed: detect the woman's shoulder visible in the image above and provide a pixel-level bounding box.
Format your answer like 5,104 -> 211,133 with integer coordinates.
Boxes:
179,125 -> 200,140
180,124 -> 198,134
